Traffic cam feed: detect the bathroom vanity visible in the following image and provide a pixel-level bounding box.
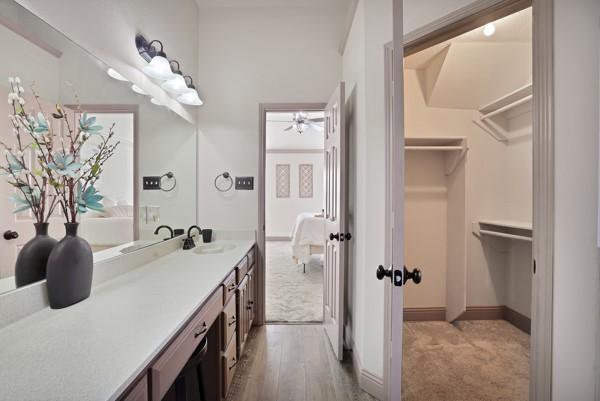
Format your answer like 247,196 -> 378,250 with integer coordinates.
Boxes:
0,236 -> 257,401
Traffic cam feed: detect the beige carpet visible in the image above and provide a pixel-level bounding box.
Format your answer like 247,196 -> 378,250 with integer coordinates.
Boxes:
402,320 -> 530,401
265,241 -> 323,322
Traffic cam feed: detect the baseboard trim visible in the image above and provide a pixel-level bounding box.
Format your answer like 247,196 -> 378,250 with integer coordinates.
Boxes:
404,307 -> 446,321
265,236 -> 291,242
350,346 -> 384,400
458,305 -> 531,334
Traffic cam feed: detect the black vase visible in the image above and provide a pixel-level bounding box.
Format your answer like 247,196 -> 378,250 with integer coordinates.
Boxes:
46,223 -> 93,309
14,223 -> 57,288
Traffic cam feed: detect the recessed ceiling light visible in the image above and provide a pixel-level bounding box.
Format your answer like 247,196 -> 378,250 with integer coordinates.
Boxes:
107,68 -> 128,82
483,23 -> 496,37
131,84 -> 148,95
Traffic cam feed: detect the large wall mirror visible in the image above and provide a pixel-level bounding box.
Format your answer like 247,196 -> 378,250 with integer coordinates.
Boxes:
0,0 -> 197,294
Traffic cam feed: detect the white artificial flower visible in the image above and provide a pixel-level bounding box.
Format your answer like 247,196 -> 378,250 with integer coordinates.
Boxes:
18,97 -> 25,105
18,86 -> 24,93
8,77 -> 14,84
7,98 -> 12,105
17,150 -> 23,157
14,77 -> 21,84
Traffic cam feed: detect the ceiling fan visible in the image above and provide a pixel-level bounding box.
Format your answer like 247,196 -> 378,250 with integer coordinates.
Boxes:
272,112 -> 324,134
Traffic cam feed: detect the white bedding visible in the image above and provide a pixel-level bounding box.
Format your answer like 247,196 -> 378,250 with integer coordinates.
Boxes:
290,212 -> 325,264
78,217 -> 134,248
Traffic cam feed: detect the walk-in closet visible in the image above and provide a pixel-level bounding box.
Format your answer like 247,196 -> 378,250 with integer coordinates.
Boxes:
401,8 -> 533,401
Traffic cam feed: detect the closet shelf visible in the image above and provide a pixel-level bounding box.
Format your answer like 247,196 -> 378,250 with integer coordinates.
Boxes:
405,137 -> 468,175
472,220 -> 532,242
472,83 -> 532,142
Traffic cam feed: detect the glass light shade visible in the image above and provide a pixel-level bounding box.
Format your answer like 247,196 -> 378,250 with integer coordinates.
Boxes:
161,74 -> 193,94
150,98 -> 163,106
142,55 -> 175,81
177,89 -> 203,106
131,84 -> 148,95
107,68 -> 128,82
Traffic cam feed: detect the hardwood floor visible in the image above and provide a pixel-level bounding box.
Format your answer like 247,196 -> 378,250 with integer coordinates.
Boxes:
226,324 -> 378,401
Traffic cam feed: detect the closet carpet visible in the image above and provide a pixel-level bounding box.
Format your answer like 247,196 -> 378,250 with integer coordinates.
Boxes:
266,241 -> 323,322
402,320 -> 530,401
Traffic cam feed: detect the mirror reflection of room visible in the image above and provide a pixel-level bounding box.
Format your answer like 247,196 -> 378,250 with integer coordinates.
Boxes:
0,0 -> 196,295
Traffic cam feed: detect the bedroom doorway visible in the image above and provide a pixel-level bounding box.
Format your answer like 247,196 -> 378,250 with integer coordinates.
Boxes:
262,107 -> 326,323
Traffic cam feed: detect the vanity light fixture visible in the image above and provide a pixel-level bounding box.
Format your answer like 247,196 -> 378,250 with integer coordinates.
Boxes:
161,61 -> 193,95
136,34 -> 203,105
107,68 -> 128,82
177,76 -> 203,106
131,84 -> 148,95
136,37 -> 174,81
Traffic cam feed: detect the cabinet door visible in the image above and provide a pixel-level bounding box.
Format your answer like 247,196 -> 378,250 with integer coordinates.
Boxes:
236,276 -> 248,357
247,268 -> 255,327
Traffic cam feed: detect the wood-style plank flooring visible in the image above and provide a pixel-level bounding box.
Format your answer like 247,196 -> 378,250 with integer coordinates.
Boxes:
226,324 -> 377,401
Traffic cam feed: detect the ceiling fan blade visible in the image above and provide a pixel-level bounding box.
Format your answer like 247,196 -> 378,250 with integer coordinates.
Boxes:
283,125 -> 295,131
268,120 -> 294,123
309,117 -> 325,123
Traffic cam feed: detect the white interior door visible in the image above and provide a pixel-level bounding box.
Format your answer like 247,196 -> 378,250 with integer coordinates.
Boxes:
323,82 -> 347,360
387,1 -> 405,399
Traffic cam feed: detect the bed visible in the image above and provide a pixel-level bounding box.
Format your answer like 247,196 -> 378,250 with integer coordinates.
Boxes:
78,204 -> 134,252
290,212 -> 325,269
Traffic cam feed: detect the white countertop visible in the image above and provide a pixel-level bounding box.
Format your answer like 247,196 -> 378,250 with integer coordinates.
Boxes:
0,239 -> 254,401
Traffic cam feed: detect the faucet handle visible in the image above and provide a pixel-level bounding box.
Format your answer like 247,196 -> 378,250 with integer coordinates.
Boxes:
182,237 -> 196,250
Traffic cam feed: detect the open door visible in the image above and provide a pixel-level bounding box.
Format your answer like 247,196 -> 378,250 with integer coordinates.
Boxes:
323,82 -> 348,360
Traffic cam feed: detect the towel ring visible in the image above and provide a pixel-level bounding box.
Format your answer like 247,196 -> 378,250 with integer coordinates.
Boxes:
214,171 -> 234,192
160,172 -> 177,192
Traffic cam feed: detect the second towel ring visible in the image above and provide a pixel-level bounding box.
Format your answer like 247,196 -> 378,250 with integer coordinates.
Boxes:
214,171 -> 234,192
160,172 -> 177,192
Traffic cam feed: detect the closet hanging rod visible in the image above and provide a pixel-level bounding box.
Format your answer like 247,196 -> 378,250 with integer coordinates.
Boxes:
480,94 -> 533,120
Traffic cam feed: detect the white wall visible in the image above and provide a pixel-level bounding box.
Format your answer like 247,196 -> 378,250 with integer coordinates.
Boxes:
342,0 -> 392,383
552,0 -> 600,399
265,152 -> 324,238
195,6 -> 343,231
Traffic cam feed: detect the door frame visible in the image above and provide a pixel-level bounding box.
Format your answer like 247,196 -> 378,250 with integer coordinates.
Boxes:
385,0 -> 554,400
257,102 -> 327,326
64,104 -> 140,241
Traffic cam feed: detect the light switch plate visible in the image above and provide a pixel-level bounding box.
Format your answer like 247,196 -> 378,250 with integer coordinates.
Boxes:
235,176 -> 254,190
143,176 -> 161,190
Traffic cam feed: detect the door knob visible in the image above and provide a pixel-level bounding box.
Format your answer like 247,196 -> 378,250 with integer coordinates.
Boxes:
329,232 -> 340,241
3,230 -> 18,240
376,265 -> 393,280
403,266 -> 422,285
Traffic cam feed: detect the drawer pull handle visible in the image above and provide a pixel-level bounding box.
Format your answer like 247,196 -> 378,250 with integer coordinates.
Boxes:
227,283 -> 236,292
228,317 -> 237,327
248,301 -> 254,305
229,358 -> 238,371
194,323 -> 208,338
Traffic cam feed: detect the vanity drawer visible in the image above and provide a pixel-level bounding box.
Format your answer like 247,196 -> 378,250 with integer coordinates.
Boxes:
247,247 -> 255,268
222,297 -> 237,350
121,375 -> 148,401
222,336 -> 238,397
150,287 -> 223,401
222,270 -> 237,304
235,256 -> 248,284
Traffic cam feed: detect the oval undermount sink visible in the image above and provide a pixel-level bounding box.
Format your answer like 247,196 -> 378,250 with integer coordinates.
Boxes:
194,243 -> 236,255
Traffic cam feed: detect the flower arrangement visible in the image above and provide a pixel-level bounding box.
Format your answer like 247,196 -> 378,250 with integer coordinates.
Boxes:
0,77 -> 119,224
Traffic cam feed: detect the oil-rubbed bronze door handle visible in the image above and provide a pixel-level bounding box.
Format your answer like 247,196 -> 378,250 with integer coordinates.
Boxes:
3,230 -> 18,240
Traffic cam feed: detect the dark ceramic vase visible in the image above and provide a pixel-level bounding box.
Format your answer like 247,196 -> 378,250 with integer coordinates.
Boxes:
14,223 -> 57,288
46,223 -> 93,309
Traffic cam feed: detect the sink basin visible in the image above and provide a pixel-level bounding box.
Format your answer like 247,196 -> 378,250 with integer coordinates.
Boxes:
194,243 -> 236,255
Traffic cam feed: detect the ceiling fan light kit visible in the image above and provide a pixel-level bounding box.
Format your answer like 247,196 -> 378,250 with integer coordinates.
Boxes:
279,111 -> 325,134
